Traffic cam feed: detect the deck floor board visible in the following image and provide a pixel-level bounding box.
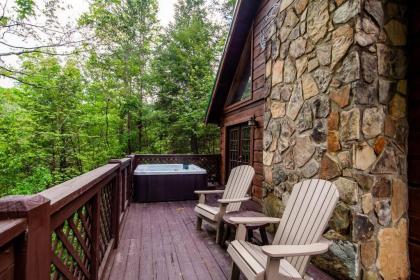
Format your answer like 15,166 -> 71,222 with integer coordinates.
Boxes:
176,201 -> 226,280
105,200 -> 334,280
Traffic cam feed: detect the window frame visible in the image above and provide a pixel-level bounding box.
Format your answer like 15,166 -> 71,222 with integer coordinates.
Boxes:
224,28 -> 254,109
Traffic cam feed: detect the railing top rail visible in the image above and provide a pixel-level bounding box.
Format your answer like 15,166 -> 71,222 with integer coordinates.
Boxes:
0,218 -> 27,247
120,157 -> 132,165
110,157 -> 132,168
40,163 -> 120,214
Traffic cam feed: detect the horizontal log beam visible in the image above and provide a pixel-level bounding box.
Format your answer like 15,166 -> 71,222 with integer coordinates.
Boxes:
0,218 -> 26,247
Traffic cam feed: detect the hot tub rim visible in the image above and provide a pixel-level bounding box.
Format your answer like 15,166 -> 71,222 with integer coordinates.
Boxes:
133,163 -> 207,176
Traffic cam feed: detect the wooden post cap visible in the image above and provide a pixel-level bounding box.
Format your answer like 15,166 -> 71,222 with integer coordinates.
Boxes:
0,194 -> 50,220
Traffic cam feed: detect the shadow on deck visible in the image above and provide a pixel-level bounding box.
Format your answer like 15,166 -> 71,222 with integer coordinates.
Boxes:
103,201 -> 335,280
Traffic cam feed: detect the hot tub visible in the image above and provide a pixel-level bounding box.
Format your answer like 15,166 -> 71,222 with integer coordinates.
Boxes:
133,164 -> 208,202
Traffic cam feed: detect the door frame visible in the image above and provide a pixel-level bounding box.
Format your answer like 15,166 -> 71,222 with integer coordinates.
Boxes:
225,122 -> 254,181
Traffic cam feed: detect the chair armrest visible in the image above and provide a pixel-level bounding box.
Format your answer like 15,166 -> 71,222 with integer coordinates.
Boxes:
217,197 -> 250,204
229,216 -> 281,225
194,190 -> 225,195
318,237 -> 333,246
261,241 -> 330,258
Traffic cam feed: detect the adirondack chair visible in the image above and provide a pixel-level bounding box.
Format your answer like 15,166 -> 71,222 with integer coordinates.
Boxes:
194,165 -> 255,243
227,179 -> 339,280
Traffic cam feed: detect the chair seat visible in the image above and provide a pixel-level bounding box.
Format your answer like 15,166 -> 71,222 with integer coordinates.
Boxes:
227,240 -> 302,280
194,203 -> 220,221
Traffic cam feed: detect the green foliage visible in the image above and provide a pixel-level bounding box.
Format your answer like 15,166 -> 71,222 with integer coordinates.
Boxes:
80,0 -> 160,154
212,0 -> 236,24
0,16 -> 9,26
0,0 -> 235,196
15,0 -> 35,19
1,0 -> 80,85
0,55 -> 127,195
150,0 -> 221,153
10,167 -> 53,195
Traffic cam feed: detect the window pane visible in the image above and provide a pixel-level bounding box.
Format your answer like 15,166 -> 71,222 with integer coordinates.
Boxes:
228,30 -> 252,106
229,128 -> 240,172
241,126 -> 250,164
232,62 -> 251,103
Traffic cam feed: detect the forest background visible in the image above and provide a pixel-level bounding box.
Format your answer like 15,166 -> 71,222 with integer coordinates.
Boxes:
0,0 -> 236,195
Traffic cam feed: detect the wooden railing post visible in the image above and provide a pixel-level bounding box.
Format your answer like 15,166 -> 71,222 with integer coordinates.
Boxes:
122,169 -> 127,211
109,160 -> 122,249
127,154 -> 136,203
0,195 -> 50,280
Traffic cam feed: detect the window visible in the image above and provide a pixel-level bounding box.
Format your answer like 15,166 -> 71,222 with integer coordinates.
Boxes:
231,62 -> 252,103
226,31 -> 252,106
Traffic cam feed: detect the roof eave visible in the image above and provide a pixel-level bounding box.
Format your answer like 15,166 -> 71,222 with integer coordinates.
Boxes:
205,0 -> 260,125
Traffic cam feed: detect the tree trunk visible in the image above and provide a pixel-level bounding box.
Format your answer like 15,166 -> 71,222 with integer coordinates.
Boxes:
137,122 -> 142,151
127,112 -> 132,154
59,124 -> 68,180
105,98 -> 110,148
190,134 -> 199,154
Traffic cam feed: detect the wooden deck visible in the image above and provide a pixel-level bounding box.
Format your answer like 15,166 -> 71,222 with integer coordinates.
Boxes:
103,200 -> 335,280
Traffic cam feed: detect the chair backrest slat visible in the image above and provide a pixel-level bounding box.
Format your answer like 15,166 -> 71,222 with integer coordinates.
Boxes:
223,165 -> 255,212
226,165 -> 242,198
272,179 -> 339,276
224,165 -> 241,198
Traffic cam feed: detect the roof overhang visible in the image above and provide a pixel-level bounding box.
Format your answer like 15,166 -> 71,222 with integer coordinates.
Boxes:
205,0 -> 261,125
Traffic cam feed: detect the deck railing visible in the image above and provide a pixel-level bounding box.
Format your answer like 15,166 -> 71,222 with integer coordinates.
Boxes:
0,153 -> 221,280
0,156 -> 133,280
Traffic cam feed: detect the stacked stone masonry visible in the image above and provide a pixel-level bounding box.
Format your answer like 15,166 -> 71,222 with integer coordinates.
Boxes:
262,0 -> 408,279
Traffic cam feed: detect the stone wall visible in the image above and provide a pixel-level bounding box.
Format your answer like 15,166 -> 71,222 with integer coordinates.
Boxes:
262,0 -> 408,279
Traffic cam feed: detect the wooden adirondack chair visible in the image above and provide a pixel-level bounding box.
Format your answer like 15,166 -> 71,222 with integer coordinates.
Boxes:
194,165 -> 255,243
227,179 -> 339,280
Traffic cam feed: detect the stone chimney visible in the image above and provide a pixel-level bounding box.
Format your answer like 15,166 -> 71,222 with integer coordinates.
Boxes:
262,0 -> 408,278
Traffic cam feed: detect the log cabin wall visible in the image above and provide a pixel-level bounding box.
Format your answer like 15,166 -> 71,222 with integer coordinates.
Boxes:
219,0 -> 279,201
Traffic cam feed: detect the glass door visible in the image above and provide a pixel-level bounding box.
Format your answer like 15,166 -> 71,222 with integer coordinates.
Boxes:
227,124 -> 251,176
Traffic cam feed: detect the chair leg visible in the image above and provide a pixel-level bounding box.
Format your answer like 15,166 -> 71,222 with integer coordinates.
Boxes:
221,224 -> 229,247
222,225 -> 233,248
196,216 -> 203,230
259,227 -> 269,245
265,258 -> 281,280
230,262 -> 240,280
216,220 -> 224,244
246,228 -> 254,242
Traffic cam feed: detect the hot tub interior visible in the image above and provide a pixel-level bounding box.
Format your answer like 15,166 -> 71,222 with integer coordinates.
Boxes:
133,164 -> 208,202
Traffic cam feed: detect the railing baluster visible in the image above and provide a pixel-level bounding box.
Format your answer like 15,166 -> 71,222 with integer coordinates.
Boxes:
90,193 -> 100,280
112,167 -> 121,248
122,168 -> 127,212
